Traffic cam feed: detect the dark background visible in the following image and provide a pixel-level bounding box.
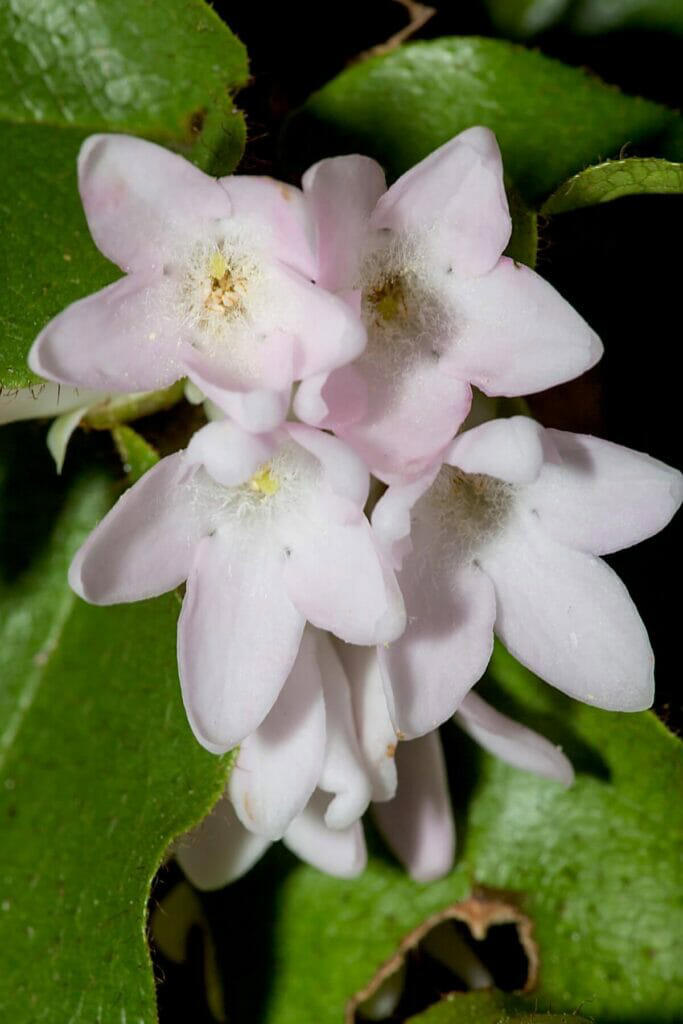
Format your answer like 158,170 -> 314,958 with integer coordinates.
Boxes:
154,2 -> 682,1019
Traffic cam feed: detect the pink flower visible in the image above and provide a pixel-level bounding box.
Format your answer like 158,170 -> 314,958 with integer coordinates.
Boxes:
295,127 -> 602,481
373,415 -> 683,738
29,135 -> 366,434
176,633 -> 572,888
69,421 -> 405,753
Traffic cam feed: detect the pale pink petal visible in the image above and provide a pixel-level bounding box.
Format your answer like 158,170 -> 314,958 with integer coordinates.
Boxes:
379,532 -> 496,738
0,383 -> 104,424
185,420 -> 277,487
370,127 -> 511,278
445,416 -> 545,484
314,633 -> 373,829
456,692 -> 574,785
479,516 -> 654,711
371,467 -> 440,570
285,422 -> 370,509
280,507 -> 406,645
373,732 -> 455,883
302,155 -> 386,290
182,346 -> 291,432
69,453 -> 208,603
336,356 -> 472,483
340,643 -> 398,802
293,365 -> 368,430
217,175 -> 317,279
79,134 -> 232,272
521,430 -> 683,556
283,790 -> 367,878
29,273 -> 182,392
442,257 -> 602,395
178,525 -> 305,753
229,628 -> 326,840
176,793 -> 270,890
265,263 -> 367,379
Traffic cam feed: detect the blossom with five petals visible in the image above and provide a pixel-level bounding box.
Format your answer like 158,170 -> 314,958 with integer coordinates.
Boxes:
295,127 -> 603,481
69,420 -> 405,753
29,135 -> 365,434
372,416 -> 683,738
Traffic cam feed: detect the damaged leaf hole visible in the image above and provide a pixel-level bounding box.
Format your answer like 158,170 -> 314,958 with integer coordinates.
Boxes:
350,895 -> 538,1023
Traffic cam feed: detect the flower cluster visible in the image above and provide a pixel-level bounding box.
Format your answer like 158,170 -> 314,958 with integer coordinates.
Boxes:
24,129 -> 681,883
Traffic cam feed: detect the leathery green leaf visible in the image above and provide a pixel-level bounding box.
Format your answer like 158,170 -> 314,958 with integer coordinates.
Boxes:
0,425 -> 232,1022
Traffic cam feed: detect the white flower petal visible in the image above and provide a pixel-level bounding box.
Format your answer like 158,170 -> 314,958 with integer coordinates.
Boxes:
283,790 -> 367,878
178,526 -> 305,753
176,793 -> 270,890
456,691 -> 574,785
229,627 -> 326,840
480,515 -> 655,711
373,732 -> 455,883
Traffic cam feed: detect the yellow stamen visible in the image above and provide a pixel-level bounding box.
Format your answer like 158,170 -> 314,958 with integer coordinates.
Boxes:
249,464 -> 279,496
209,251 -> 228,280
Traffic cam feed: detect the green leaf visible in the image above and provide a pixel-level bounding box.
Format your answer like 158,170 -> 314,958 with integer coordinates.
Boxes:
284,37 -> 683,205
407,990 -> 591,1023
483,0 -> 572,38
0,425 -> 232,1022
541,157 -> 683,214
568,0 -> 683,35
111,423 -> 159,483
484,0 -> 683,37
206,644 -> 682,1024
0,0 -> 248,391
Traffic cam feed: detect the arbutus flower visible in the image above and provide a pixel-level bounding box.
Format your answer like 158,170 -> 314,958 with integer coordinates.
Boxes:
372,415 -> 683,738
175,634 -> 572,887
295,127 -> 602,481
69,420 -> 405,753
29,135 -> 366,434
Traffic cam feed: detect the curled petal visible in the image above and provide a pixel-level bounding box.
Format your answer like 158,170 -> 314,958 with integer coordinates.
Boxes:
445,415 -> 545,485
175,793 -> 270,890
302,154 -> 386,290
480,517 -> 654,711
371,127 -> 511,278
283,790 -> 367,878
442,257 -> 603,396
185,420 -> 277,487
373,732 -> 455,883
371,468 -> 440,571
178,526 -> 305,753
315,633 -> 373,829
522,430 -> 683,556
341,643 -> 398,802
456,691 -> 574,785
29,273 -> 182,392
293,365 -> 368,431
79,134 -> 232,273
182,346 -> 291,433
69,454 -> 209,604
229,628 -> 326,839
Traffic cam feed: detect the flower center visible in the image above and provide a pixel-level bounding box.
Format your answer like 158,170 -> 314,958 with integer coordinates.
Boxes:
203,250 -> 249,319
416,465 -> 516,557
248,464 -> 279,497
